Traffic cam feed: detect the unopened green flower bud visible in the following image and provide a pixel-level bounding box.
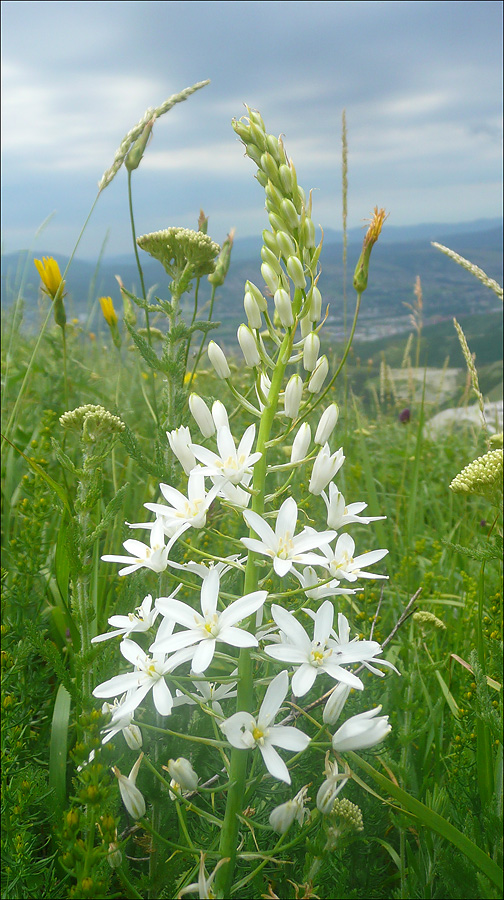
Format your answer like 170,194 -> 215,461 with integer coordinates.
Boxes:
198,209 -> 209,233
255,168 -> 269,187
232,118 -> 251,142
286,255 -> 306,289
276,231 -> 296,259
208,228 -> 235,286
249,120 -> 267,150
353,207 -> 388,293
261,245 -> 282,274
301,216 -> 316,248
303,332 -> 320,371
268,211 -> 289,234
246,143 -> 263,167
280,198 -> 299,231
262,229 -> 279,254
260,151 -> 279,183
279,163 -> 294,194
125,117 -> 155,172
265,179 -> 284,212
266,133 -> 284,164
248,108 -> 266,130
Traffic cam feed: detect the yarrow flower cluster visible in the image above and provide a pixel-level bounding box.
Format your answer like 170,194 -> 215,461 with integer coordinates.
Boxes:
92,106 -> 395,894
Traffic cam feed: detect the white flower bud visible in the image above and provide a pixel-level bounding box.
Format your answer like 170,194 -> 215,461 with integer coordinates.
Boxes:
114,753 -> 146,819
302,216 -> 316,248
303,332 -> 320,371
274,288 -> 293,328
314,403 -> 339,445
208,341 -> 231,379
276,231 -> 296,258
269,786 -> 308,833
300,313 -> 313,338
316,756 -> 348,814
309,444 -> 345,495
107,842 -> 123,869
307,285 -> 322,321
167,757 -> 199,792
261,262 -> 280,295
123,723 -> 143,751
167,425 -> 197,475
331,706 -> 391,752
323,683 -> 351,725
245,281 -> 268,312
212,400 -> 229,430
284,374 -> 303,419
244,292 -> 262,330
279,163 -> 294,194
291,422 -> 311,463
237,324 -> 261,367
189,393 -> 216,437
308,356 -> 329,393
262,229 -> 279,254
286,256 -> 306,289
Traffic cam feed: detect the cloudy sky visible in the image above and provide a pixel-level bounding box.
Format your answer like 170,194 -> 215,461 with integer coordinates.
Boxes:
2,0 -> 502,259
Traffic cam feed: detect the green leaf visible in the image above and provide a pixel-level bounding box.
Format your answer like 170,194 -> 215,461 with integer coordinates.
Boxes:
347,751 -> 503,892
55,517 -> 70,602
125,320 -> 164,371
49,684 -> 71,814
1,433 -> 72,514
443,537 -> 503,561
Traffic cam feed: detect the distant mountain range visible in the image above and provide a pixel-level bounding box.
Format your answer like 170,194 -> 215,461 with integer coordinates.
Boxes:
2,218 -> 502,344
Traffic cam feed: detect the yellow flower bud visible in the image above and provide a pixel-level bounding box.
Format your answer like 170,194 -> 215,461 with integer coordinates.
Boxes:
353,207 -> 388,294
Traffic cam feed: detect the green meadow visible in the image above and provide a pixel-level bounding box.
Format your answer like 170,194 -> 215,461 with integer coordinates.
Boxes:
1,92 -> 502,900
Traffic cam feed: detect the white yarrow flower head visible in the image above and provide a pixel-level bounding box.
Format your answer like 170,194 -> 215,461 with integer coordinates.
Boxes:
322,483 -> 386,530
309,444 -> 345,495
316,753 -> 349,814
269,785 -> 310,833
113,753 -> 146,819
220,670 -> 310,784
101,517 -> 170,577
91,593 -> 164,644
264,601 -> 365,696
242,497 -> 336,577
331,705 -> 391,752
151,567 -> 267,673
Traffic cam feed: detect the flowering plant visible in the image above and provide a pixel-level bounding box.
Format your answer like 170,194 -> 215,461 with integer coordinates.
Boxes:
90,108 -> 394,898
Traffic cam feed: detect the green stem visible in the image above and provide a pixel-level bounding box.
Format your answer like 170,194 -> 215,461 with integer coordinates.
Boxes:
187,283 -> 217,391
215,327 -> 294,898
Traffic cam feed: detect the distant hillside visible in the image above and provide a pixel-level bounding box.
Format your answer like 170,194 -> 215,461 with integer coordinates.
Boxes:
2,220 -> 502,346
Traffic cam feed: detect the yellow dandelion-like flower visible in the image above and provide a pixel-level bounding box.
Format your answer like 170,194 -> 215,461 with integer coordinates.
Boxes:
34,257 -> 66,300
99,296 -> 118,327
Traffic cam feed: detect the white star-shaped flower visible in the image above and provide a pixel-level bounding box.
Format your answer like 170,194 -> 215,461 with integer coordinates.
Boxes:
220,670 -> 310,783
150,567 -> 267,673
319,533 -> 388,582
241,497 -> 336,577
264,601 -> 365,696
101,518 -> 171,577
92,638 -> 194,717
91,592 -> 170,643
144,468 -> 221,537
322,483 -> 386,530
192,423 -> 262,487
